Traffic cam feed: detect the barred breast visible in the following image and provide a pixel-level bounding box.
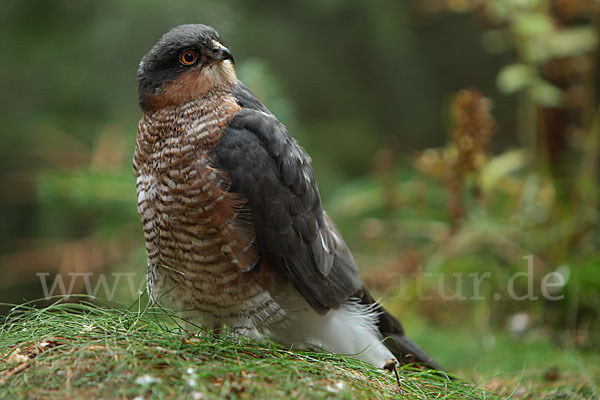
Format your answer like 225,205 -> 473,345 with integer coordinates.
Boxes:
133,92 -> 287,333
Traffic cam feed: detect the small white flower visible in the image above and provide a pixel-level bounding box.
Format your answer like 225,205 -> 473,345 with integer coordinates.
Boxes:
135,374 -> 161,387
184,367 -> 197,387
186,376 -> 197,387
325,381 -> 345,393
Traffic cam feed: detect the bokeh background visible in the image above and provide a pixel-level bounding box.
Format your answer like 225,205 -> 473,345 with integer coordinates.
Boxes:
1,0 -> 599,392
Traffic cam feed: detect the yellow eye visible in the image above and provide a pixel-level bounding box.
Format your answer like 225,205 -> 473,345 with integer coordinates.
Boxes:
179,50 -> 198,65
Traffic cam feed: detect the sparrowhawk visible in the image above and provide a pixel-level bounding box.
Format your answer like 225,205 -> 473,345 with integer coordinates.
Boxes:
134,24 -> 442,371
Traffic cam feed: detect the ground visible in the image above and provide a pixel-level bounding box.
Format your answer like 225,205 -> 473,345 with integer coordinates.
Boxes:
0,299 -> 597,399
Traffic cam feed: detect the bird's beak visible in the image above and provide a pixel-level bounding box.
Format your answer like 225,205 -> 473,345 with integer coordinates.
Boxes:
211,42 -> 234,65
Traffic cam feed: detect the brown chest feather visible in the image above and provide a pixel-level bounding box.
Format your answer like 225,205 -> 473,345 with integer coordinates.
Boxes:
134,94 -> 259,274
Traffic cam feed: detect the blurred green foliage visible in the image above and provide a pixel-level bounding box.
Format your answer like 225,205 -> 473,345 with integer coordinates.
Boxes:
0,0 -> 599,380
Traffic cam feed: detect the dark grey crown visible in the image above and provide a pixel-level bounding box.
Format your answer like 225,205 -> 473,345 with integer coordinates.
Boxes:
137,24 -> 221,110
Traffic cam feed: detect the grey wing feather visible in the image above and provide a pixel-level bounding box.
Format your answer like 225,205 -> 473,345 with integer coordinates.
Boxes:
211,85 -> 362,313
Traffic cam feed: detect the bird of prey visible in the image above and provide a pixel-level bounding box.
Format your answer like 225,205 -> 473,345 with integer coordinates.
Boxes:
134,24 -> 442,371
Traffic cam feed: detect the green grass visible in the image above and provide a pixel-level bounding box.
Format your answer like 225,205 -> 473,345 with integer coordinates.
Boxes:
0,298 -> 489,399
1,298 -> 598,399
401,311 -> 600,399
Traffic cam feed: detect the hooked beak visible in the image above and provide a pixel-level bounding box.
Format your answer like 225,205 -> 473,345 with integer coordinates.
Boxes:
210,42 -> 234,65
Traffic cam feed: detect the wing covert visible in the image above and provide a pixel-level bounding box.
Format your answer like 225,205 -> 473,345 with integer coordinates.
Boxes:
211,92 -> 362,314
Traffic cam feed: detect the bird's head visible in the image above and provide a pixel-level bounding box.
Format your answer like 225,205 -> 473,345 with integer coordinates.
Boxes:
137,24 -> 236,112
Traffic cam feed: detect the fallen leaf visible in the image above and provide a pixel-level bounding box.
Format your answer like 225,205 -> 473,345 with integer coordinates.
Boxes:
7,349 -> 30,364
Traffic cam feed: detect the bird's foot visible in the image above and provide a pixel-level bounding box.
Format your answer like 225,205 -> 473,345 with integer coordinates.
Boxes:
383,358 -> 400,387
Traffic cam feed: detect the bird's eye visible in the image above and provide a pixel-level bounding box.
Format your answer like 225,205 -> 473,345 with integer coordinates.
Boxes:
179,50 -> 198,65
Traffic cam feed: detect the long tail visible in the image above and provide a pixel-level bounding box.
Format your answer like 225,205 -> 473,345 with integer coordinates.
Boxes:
359,288 -> 445,372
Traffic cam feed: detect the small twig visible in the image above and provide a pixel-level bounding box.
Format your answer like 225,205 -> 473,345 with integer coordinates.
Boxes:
0,361 -> 32,385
